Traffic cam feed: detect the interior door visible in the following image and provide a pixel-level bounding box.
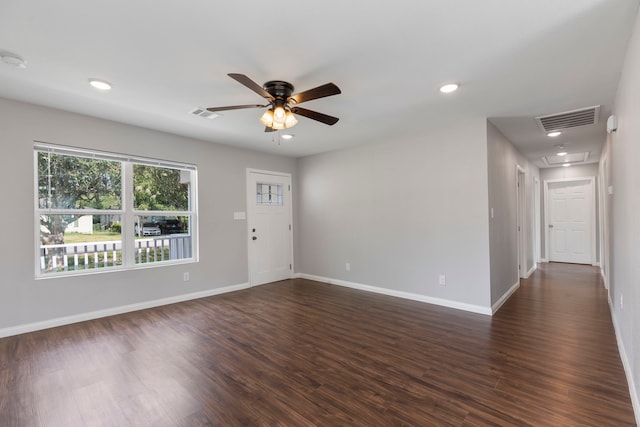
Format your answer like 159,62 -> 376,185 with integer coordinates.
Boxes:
548,179 -> 592,264
247,171 -> 292,286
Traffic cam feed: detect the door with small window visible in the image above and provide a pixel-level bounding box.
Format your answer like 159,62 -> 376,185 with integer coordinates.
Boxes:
247,170 -> 292,286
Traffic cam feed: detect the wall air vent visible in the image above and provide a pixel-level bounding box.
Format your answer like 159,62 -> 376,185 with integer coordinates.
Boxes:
536,105 -> 600,133
190,107 -> 219,120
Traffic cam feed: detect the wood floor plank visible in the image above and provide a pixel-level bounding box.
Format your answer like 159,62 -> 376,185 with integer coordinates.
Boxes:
0,262 -> 635,426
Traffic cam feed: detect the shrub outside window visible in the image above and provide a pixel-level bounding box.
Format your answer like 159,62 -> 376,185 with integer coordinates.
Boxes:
35,143 -> 197,277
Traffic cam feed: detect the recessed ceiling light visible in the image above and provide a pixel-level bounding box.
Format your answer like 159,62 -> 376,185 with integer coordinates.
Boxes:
281,134 -> 294,140
439,83 -> 459,93
557,151 -> 568,156
0,52 -> 26,69
89,79 -> 112,91
547,131 -> 562,137
563,163 -> 571,167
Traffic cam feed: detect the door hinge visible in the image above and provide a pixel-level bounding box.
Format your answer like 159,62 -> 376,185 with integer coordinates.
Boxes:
289,264 -> 292,270
288,185 -> 291,191
289,224 -> 291,231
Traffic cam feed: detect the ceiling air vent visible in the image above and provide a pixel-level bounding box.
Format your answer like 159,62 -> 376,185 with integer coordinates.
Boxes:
536,105 -> 600,133
190,107 -> 219,120
542,152 -> 590,167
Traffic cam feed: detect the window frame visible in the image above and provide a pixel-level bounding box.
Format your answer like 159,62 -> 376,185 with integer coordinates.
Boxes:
34,142 -> 198,278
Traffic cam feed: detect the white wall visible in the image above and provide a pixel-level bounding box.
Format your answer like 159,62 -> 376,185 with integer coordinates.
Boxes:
0,98 -> 297,333
486,121 -> 539,307
297,116 -> 492,311
607,6 -> 640,420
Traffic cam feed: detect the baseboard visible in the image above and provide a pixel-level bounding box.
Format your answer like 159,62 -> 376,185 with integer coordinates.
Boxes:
539,258 -> 549,263
298,274 -> 492,316
601,268 -> 609,289
609,298 -> 640,425
0,282 -> 251,339
492,281 -> 520,314
525,263 -> 537,279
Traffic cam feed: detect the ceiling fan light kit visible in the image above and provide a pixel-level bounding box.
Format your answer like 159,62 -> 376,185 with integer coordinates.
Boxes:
208,73 -> 341,132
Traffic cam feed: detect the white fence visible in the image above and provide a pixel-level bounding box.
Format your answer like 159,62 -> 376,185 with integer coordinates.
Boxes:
39,235 -> 192,273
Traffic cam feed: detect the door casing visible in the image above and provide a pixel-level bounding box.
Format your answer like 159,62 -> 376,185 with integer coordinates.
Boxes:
543,177 -> 596,265
246,168 -> 294,286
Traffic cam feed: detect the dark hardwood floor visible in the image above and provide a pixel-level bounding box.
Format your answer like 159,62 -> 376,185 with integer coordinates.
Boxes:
0,262 -> 636,426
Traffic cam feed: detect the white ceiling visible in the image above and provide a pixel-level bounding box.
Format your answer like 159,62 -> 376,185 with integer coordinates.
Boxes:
1,1 -> 638,165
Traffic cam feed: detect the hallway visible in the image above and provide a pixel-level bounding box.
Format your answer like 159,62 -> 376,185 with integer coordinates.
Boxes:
490,262 -> 635,425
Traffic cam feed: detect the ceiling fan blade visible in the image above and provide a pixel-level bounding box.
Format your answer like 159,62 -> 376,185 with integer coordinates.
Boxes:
206,104 -> 265,112
228,73 -> 275,101
291,107 -> 339,125
289,83 -> 341,104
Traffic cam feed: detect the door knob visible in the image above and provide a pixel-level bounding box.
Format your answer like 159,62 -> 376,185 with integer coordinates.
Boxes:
252,236 -> 257,240
548,224 -> 554,228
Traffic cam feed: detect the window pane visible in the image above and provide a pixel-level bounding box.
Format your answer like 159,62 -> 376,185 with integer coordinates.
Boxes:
257,183 -> 283,205
37,152 -> 121,210
36,144 -> 197,277
39,214 -> 122,274
133,164 -> 190,211
134,215 -> 192,265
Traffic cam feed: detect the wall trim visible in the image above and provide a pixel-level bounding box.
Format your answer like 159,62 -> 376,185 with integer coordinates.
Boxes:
492,281 -> 520,314
0,282 -> 250,339
601,268 -> 608,289
609,298 -> 640,425
299,273 -> 492,316
539,258 -> 549,263
525,263 -> 537,279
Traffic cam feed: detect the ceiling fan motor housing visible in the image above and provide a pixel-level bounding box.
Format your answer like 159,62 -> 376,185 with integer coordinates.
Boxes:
263,81 -> 294,101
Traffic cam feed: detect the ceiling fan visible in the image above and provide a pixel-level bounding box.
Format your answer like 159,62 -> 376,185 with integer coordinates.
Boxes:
207,73 -> 341,132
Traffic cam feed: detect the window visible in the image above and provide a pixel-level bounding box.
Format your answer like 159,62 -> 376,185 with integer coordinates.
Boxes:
35,143 -> 197,277
257,183 -> 283,205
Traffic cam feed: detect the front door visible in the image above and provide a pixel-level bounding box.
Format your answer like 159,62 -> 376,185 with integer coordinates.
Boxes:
547,179 -> 593,264
247,170 -> 293,286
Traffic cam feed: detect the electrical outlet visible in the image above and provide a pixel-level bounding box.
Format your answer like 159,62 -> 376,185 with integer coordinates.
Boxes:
345,263 -> 351,272
183,272 -> 190,282
439,274 -> 446,286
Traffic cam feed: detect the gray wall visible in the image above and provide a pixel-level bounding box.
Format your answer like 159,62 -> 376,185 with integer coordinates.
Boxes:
0,98 -> 297,331
486,121 -> 539,306
297,116 -> 492,309
608,6 -> 640,416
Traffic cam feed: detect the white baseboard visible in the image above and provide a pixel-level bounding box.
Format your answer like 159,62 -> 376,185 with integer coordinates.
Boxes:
492,281 -> 520,314
525,263 -> 537,279
601,268 -> 609,290
609,298 -> 640,425
0,282 -> 250,339
298,274 -> 492,316
539,258 -> 549,263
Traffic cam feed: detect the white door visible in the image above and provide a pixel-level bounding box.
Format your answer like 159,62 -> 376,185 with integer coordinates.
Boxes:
547,179 -> 593,264
247,170 -> 293,286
